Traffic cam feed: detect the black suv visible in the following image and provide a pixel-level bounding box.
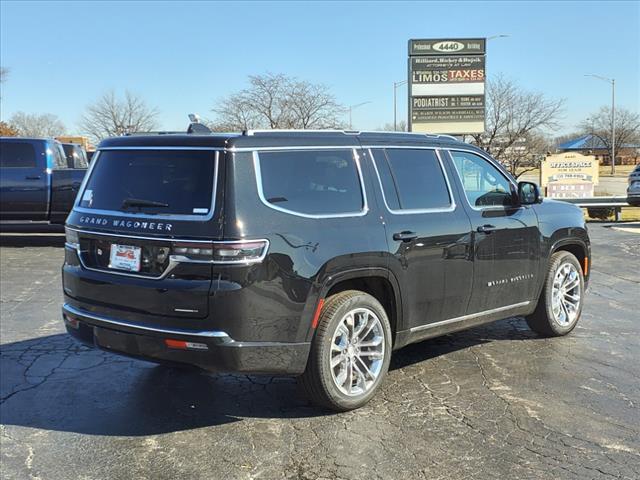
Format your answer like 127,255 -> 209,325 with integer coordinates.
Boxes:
62,130 -> 590,411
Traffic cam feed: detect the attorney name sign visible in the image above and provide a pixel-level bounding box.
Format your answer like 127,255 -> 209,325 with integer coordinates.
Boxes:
408,38 -> 486,134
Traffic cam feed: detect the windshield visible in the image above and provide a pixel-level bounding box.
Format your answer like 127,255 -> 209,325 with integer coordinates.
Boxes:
79,149 -> 217,216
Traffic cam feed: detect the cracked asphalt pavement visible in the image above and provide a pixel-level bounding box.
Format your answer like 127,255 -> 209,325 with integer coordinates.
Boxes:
1,223 -> 639,479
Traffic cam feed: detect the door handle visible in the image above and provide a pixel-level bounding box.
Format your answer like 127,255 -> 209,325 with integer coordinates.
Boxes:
476,224 -> 497,234
25,175 -> 41,180
393,231 -> 418,242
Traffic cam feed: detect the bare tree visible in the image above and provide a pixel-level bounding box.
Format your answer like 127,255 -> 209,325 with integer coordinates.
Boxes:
471,75 -> 565,178
79,91 -> 159,142
579,106 -> 640,163
377,120 -> 408,132
285,79 -> 345,129
9,111 -> 66,137
210,91 -> 262,131
211,73 -> 345,130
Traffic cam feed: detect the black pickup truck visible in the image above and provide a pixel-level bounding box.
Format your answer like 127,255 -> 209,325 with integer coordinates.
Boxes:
0,137 -> 88,224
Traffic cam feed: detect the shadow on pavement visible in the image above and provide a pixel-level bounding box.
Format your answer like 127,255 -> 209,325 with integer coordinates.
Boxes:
0,318 -> 536,436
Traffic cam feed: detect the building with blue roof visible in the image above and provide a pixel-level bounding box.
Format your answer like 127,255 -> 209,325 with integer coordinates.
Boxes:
557,134 -> 639,165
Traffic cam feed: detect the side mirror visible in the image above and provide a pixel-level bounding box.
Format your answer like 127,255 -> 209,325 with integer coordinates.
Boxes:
518,181 -> 542,205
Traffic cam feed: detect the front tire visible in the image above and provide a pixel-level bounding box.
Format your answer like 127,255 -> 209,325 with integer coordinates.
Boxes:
300,290 -> 392,411
526,251 -> 585,336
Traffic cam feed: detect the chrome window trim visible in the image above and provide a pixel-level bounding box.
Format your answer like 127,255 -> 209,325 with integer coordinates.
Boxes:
252,148 -> 369,219
446,148 -> 519,212
98,146 -> 225,151
63,303 -> 230,339
409,301 -> 531,333
73,149 -> 220,222
230,145 -> 360,153
368,147 -> 456,215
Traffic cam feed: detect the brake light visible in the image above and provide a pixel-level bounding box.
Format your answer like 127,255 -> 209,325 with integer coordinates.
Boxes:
170,240 -> 269,264
212,241 -> 268,263
171,242 -> 214,261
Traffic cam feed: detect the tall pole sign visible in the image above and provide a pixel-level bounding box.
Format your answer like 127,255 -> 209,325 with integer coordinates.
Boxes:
408,38 -> 486,134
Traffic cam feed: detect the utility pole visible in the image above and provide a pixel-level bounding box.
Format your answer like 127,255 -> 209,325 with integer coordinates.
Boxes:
585,74 -> 616,175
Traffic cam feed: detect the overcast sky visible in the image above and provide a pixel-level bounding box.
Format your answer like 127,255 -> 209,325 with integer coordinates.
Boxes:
1,0 -> 638,135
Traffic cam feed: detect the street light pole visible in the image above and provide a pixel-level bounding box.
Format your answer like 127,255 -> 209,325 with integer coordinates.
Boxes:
393,80 -> 408,131
612,78 -> 616,175
585,74 -> 616,174
348,101 -> 371,129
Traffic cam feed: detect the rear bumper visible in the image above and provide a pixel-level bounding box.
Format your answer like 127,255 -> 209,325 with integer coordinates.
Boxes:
62,303 -> 310,375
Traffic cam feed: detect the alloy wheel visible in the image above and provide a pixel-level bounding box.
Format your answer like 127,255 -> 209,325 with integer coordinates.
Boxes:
551,262 -> 581,327
329,307 -> 386,396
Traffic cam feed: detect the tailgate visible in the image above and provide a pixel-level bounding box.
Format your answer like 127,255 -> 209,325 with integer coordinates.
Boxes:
65,230 -> 212,319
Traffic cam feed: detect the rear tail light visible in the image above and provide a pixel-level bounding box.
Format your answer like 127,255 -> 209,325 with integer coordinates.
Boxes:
170,240 -> 269,264
212,241 -> 268,263
65,227 -> 80,248
171,242 -> 214,261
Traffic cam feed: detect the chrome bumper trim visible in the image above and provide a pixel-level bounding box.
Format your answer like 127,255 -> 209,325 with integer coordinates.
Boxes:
62,303 -> 230,339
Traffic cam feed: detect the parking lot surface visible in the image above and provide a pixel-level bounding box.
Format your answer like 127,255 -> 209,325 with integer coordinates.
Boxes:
1,223 -> 639,480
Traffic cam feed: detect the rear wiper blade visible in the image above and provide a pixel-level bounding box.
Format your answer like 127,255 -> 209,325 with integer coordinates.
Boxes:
121,197 -> 169,209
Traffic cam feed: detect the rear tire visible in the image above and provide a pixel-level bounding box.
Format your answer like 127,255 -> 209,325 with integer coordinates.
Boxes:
526,251 -> 584,337
300,290 -> 392,411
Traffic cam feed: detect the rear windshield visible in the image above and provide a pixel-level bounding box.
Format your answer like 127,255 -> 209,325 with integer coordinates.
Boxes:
79,150 -> 217,216
0,142 -> 38,168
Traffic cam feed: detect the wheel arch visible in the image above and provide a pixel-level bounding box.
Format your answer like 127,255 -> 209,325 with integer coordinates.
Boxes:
308,268 -> 403,346
549,237 -> 590,278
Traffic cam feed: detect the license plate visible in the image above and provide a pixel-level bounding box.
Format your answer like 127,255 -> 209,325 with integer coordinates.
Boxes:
109,244 -> 141,272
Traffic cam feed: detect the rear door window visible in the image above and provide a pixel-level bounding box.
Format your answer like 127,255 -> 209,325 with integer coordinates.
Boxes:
79,150 -> 217,217
0,142 -> 37,168
257,149 -> 364,216
372,148 -> 452,211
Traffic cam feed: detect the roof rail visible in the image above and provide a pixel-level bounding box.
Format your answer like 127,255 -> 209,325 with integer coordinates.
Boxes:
243,129 -> 360,136
240,129 -> 463,142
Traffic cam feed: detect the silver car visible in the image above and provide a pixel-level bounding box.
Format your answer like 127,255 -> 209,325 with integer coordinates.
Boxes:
628,164 -> 640,207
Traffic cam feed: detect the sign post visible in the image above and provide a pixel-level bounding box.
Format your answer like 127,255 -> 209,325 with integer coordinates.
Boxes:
408,38 -> 486,135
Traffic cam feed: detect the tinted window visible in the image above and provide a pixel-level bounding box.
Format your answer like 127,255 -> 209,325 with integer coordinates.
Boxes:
75,148 -> 89,168
372,148 -> 451,210
450,151 -> 514,207
0,142 -> 37,168
62,144 -> 75,167
62,144 -> 88,169
258,149 -> 363,215
53,144 -> 68,169
80,150 -> 217,216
